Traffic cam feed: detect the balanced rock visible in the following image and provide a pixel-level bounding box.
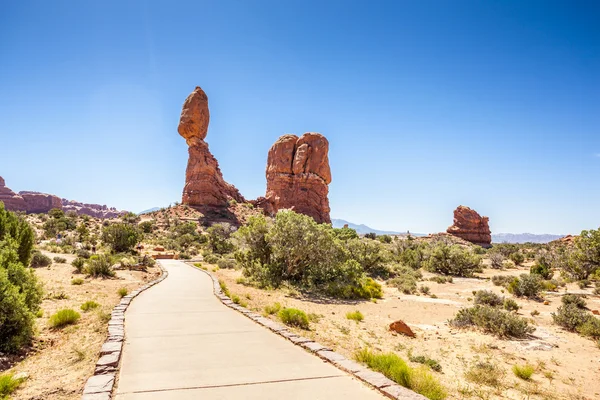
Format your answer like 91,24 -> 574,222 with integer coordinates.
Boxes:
263,133 -> 331,223
178,87 -> 244,207
19,191 -> 62,214
0,176 -> 26,211
446,205 -> 491,248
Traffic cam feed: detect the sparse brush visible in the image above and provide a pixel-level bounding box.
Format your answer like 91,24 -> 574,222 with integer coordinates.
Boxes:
355,348 -> 447,400
473,290 -> 503,307
503,298 -> 519,312
49,309 -> 81,329
117,287 -> 128,297
419,286 -> 431,295
278,308 -> 310,330
0,372 -> 27,398
72,257 -> 86,273
491,275 -> 514,287
512,364 -> 535,380
464,361 -> 505,388
71,278 -> 84,285
450,305 -> 534,338
264,302 -> 282,315
53,256 -> 67,264
531,310 -> 540,316
409,354 -> 442,372
80,301 -> 100,312
346,310 -> 364,322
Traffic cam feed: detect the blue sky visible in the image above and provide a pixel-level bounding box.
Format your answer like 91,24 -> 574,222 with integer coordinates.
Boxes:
1,0 -> 598,234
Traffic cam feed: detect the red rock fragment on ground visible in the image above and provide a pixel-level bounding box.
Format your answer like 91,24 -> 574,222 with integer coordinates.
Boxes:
389,320 -> 416,338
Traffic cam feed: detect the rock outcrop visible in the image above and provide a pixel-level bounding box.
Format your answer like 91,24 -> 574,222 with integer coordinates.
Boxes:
178,87 -> 244,207
0,176 -> 26,211
62,199 -> 124,219
19,191 -> 63,214
446,205 -> 492,247
262,133 -> 332,224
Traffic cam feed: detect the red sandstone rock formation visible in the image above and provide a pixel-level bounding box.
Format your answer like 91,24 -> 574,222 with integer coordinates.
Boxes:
0,176 -> 26,211
446,205 -> 492,247
262,133 -> 332,224
19,191 -> 63,214
62,199 -> 125,219
178,87 -> 244,207
389,320 -> 416,338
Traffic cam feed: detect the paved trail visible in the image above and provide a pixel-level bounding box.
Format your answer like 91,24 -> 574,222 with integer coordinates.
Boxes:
114,259 -> 387,399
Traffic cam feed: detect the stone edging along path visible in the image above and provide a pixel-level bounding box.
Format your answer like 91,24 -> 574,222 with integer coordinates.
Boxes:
81,264 -> 168,400
191,265 -> 426,400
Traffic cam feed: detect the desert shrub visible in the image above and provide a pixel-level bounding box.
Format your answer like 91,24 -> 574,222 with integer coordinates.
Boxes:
491,275 -> 513,287
562,294 -> 587,309
503,298 -> 519,311
509,252 -> 525,266
423,241 -> 482,277
326,274 -> 383,300
473,290 -> 503,307
203,253 -> 221,264
464,361 -> 505,387
419,285 -> 430,295
389,265 -> 422,294
450,305 -> 534,338
355,349 -> 447,400
0,372 -> 26,398
278,308 -> 310,329
491,243 -> 520,258
531,309 -> 540,316
364,232 -> 377,240
71,278 -> 84,285
138,220 -> 155,233
552,304 -> 589,331
377,234 -> 392,244
577,317 -> 600,339
409,354 -> 442,372
53,256 -> 67,264
0,204 -> 42,353
540,280 -> 558,291
512,364 -> 534,380
264,302 -> 282,315
393,239 -> 426,270
71,257 -> 86,273
530,251 -> 554,279
346,310 -> 364,322
428,275 -> 452,284
117,287 -> 128,297
206,223 -> 235,254
80,300 -> 99,311
333,227 -> 359,241
566,228 -> 600,280
86,254 -> 115,278
507,274 -> 541,298
577,280 -> 589,289
48,308 -> 81,328
30,251 -> 52,268
346,238 -> 389,277
217,258 -> 237,269
489,253 -> 505,269
76,248 -> 91,259
102,223 -> 141,253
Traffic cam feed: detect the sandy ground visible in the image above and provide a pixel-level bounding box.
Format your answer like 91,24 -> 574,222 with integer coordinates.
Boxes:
4,251 -> 159,400
211,264 -> 600,400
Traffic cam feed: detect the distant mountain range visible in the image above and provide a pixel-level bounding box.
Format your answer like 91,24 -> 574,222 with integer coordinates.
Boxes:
138,207 -> 161,215
331,219 -> 421,236
491,233 -> 565,244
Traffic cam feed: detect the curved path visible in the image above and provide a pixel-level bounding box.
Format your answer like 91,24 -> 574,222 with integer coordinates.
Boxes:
113,259 -> 387,399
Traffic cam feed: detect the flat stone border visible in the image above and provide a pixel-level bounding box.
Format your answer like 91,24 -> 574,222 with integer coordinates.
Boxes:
191,265 -> 426,400
81,263 -> 168,400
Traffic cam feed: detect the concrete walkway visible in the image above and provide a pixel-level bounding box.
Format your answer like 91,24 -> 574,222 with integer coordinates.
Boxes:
114,260 -> 387,399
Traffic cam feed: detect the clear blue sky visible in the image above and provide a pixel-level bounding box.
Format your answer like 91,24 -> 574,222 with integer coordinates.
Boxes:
1,1 -> 598,234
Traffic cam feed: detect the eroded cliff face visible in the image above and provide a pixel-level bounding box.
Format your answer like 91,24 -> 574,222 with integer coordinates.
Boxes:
19,191 -> 62,214
261,132 -> 332,224
447,205 -> 492,247
178,87 -> 244,208
0,176 -> 26,211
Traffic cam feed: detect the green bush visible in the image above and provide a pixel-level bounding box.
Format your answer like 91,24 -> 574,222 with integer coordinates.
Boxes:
71,257 -> 86,273
278,308 -> 310,329
203,253 -> 221,264
30,251 -> 52,268
562,294 -> 587,309
530,252 -> 554,279
377,234 -> 392,244
138,220 -> 155,233
422,241 -> 482,277
507,274 -> 541,298
473,290 -> 503,307
71,278 -> 84,285
0,204 -> 42,353
512,364 -> 534,380
355,349 -> 447,400
577,317 -> 600,339
489,253 -> 505,269
53,256 -> 67,264
264,302 -> 282,315
450,305 -> 534,338
206,223 -> 235,254
217,258 -> 237,269
0,372 -> 26,398
86,254 -> 115,278
503,298 -> 519,312
393,239 -> 426,270
117,287 -> 128,297
48,308 -> 81,328
346,238 -> 389,277
333,227 -> 359,241
346,310 -> 364,322
409,354 -> 442,373
491,275 -> 514,287
80,300 -> 100,311
76,248 -> 91,259
552,304 -> 589,331
101,223 -> 142,253
389,265 -> 422,294
509,252 -> 525,266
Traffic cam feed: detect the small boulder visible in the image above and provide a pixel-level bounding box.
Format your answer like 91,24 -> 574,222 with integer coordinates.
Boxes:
389,320 -> 415,338
592,310 -> 599,315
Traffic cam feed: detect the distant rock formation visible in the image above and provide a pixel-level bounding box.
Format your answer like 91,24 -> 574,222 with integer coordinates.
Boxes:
260,133 -> 332,224
0,175 -> 125,218
178,87 -> 244,208
446,205 -> 492,248
0,176 -> 26,211
62,199 -> 124,219
19,191 -> 62,214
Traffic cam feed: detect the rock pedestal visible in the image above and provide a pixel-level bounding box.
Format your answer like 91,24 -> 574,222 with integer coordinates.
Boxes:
446,205 -> 492,247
